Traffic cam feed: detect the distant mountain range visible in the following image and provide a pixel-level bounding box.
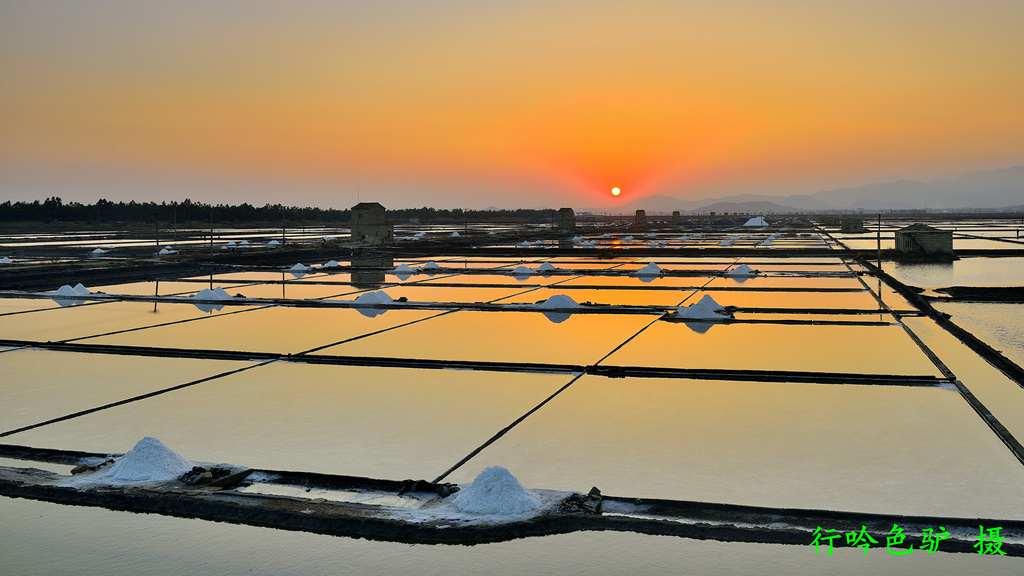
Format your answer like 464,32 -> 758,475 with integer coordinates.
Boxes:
590,166 -> 1024,214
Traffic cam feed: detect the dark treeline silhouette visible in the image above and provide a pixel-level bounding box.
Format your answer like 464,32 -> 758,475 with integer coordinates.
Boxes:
0,198 -> 558,225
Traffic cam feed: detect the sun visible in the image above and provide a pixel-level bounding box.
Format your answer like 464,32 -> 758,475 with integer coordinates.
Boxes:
611,187 -> 621,196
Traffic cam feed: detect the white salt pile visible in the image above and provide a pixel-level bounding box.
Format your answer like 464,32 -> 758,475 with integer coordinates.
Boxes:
415,232 -> 426,237
533,240 -> 543,245
623,235 -> 634,241
488,231 -> 496,235
193,286 -> 233,300
450,466 -> 541,515
726,264 -> 758,277
420,261 -> 441,270
353,290 -> 393,305
451,231 -> 460,237
634,262 -> 663,276
537,294 -> 580,309
718,240 -> 731,246
393,264 -> 415,274
760,239 -> 773,246
91,248 -> 108,255
52,285 -> 82,297
536,262 -> 557,272
679,236 -> 688,242
572,236 -> 583,243
322,260 -> 341,268
694,232 -> 704,238
224,241 -> 237,248
511,265 -> 533,276
520,241 -> 531,248
267,239 -> 281,247
102,437 -> 194,483
646,232 -> 657,238
158,247 -> 177,255
73,283 -> 92,295
0,256 -> 11,264
602,233 -> 612,238
648,241 -> 658,248
290,263 -> 310,271
239,240 -> 251,247
676,294 -> 731,320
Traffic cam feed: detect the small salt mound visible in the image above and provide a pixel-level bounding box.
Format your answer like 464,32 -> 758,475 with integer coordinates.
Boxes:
726,264 -> 758,277
634,262 -> 663,276
103,437 -> 194,483
420,261 -> 441,270
677,294 -> 731,320
353,290 -> 393,305
290,263 -> 309,271
760,239 -> 773,246
648,241 -> 658,247
718,240 -> 731,246
73,283 -> 92,295
533,240 -> 543,245
52,285 -> 80,297
158,247 -> 178,255
678,236 -> 688,242
0,256 -> 11,264
520,241 -> 531,248
694,232 -> 704,238
602,233 -> 612,238
537,294 -> 580,309
451,466 -> 541,515
322,260 -> 341,268
393,264 -> 415,274
646,232 -> 657,238
225,241 -> 237,248
239,240 -> 251,247
623,235 -> 634,241
511,265 -> 533,276
536,262 -> 557,272
91,248 -> 107,255
193,286 -> 233,300
488,231 -> 496,235
571,236 -> 583,243
267,239 -> 281,247
451,231 -> 460,237
415,232 -> 426,237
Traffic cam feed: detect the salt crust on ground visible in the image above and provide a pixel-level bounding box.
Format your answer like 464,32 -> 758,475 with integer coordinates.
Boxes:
450,466 -> 541,515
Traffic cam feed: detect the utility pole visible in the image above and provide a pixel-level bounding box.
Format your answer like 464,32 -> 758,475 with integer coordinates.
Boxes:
877,213 -> 881,269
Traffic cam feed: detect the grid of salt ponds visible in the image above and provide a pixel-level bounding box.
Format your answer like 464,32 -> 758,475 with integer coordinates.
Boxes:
3,246 -> 1024,532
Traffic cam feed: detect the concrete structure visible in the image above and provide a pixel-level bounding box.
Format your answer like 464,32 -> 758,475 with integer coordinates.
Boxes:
841,219 -> 865,233
350,202 -> 394,245
895,223 -> 953,255
557,208 -> 576,231
671,211 -> 681,224
634,210 -> 647,226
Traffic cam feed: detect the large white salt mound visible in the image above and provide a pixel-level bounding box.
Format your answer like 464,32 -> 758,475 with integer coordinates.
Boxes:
726,264 -> 757,277
676,294 -> 731,320
537,294 -> 580,309
511,265 -> 533,276
634,262 -> 663,276
72,283 -> 92,295
353,290 -> 393,305
420,261 -> 441,270
0,257 -> 11,264
451,466 -> 541,515
52,285 -> 80,297
536,262 -> 557,272
103,437 -> 194,483
194,286 -> 232,300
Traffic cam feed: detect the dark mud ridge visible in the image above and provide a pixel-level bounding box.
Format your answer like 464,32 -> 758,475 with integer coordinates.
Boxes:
932,286 -> 1024,303
0,444 -> 1021,554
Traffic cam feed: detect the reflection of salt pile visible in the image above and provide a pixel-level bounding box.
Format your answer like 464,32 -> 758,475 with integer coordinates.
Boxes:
726,264 -> 758,277
676,294 -> 731,320
103,437 -> 194,483
451,466 -> 541,515
634,262 -> 663,276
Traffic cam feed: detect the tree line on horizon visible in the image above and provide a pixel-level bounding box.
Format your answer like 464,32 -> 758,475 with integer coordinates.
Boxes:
0,198 -> 559,225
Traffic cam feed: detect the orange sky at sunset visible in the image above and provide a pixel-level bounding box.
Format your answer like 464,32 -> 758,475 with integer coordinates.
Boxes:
2,1 -> 1023,209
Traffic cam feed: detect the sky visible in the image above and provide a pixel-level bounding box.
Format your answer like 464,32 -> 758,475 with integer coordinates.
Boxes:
1,1 -> 1023,210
